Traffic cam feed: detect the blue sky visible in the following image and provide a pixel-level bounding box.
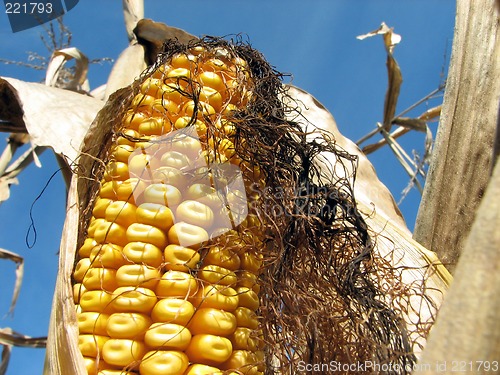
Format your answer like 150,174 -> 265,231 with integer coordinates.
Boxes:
0,1 -> 455,373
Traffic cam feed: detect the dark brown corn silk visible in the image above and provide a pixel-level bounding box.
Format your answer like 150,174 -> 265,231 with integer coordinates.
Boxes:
74,37 -> 416,374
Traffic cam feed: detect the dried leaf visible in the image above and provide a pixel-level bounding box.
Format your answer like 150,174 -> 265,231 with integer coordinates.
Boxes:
0,80 -> 25,133
134,19 -> 197,65
0,176 -> 18,202
0,342 -> 10,375
356,22 -> 402,50
0,248 -> 24,316
358,22 -> 403,131
103,44 -> 147,100
45,48 -> 90,92
0,327 -> 46,348
0,77 -> 104,163
419,104 -> 442,121
392,117 -> 427,132
123,0 -> 145,42
286,86 -> 411,233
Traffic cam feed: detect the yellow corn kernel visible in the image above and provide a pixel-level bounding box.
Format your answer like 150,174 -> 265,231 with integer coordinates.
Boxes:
184,364 -> 224,375
77,312 -> 109,336
173,116 -> 207,134
78,334 -> 109,358
176,200 -> 215,229
236,287 -> 260,311
199,265 -> 237,286
239,252 -> 263,274
234,307 -> 259,330
143,183 -> 183,207
140,78 -> 164,98
78,237 -> 99,258
135,202 -> 174,231
151,166 -> 188,188
122,241 -> 163,268
79,290 -> 114,313
87,218 -> 107,238
188,308 -> 237,336
185,334 -> 233,365
164,244 -> 200,271
229,327 -> 259,351
144,322 -> 192,350
111,144 -> 135,164
103,161 -> 129,181
151,298 -> 195,325
81,267 -> 118,292
116,178 -> 147,204
73,283 -> 86,304
162,83 -> 186,104
126,223 -> 168,249
199,86 -> 223,112
93,221 -> 128,247
111,286 -> 157,314
221,350 -> 259,375
139,117 -> 172,135
237,270 -> 260,293
182,100 -> 216,119
168,222 -> 209,249
73,258 -> 92,283
167,67 -> 192,80
115,128 -> 141,145
156,270 -> 198,298
170,53 -> 197,69
106,312 -> 151,340
82,356 -> 114,375
203,246 -> 241,271
89,244 -> 126,269
198,70 -> 224,91
115,264 -> 160,289
99,180 -> 120,200
139,350 -> 189,375
97,370 -> 136,375
104,201 -> 137,228
122,111 -> 148,131
92,198 -> 112,219
131,93 -> 156,110
191,284 -> 239,311
160,150 -> 192,170
102,338 -> 147,367
184,183 -> 224,210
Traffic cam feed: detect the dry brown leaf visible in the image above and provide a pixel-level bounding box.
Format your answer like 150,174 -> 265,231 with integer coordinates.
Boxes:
0,77 -> 103,164
0,327 -> 46,348
358,22 -> 403,131
0,248 -> 24,316
45,48 -> 89,92
134,19 -> 197,65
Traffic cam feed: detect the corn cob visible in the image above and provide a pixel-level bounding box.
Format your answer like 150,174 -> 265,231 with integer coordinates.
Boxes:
73,43 -> 266,375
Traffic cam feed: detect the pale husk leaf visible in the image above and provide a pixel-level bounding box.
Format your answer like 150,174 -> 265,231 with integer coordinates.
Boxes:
0,77 -> 104,164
